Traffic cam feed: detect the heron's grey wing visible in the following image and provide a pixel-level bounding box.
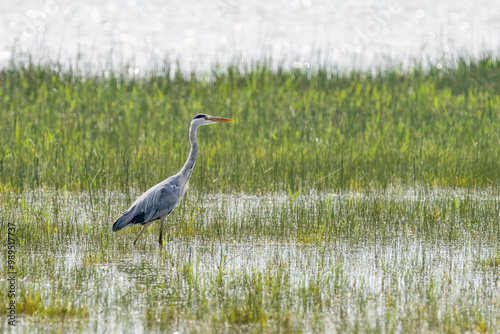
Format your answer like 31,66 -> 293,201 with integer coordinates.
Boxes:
112,182 -> 182,231
141,183 -> 182,222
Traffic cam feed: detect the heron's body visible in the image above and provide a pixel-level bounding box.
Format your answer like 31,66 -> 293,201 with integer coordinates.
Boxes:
112,114 -> 233,245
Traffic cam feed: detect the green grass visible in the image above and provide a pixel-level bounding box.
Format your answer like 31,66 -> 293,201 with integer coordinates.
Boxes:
1,57 -> 499,332
0,188 -> 499,332
0,56 -> 499,193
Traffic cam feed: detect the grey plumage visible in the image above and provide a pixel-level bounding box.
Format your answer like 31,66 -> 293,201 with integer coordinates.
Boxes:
112,179 -> 181,232
112,113 -> 234,245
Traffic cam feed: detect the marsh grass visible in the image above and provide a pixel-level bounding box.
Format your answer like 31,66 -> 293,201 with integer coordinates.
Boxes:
1,57 -> 499,332
0,187 -> 499,333
1,57 -> 499,192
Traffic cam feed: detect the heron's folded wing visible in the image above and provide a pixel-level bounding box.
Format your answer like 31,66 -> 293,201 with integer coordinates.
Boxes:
142,183 -> 182,222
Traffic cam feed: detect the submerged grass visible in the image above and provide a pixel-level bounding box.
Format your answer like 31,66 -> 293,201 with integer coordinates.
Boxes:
0,188 -> 499,332
1,57 -> 499,192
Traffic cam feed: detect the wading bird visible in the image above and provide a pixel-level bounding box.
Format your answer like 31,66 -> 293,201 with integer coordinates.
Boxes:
112,114 -> 234,245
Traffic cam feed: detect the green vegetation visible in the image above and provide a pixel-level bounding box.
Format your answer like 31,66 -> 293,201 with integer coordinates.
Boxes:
0,188 -> 499,332
1,57 -> 499,192
0,57 -> 499,332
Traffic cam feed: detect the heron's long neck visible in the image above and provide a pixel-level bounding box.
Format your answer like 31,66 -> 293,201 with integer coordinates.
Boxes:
179,123 -> 199,182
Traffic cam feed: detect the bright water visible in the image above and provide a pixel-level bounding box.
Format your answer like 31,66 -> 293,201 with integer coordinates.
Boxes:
1,188 -> 498,332
1,0 -> 499,72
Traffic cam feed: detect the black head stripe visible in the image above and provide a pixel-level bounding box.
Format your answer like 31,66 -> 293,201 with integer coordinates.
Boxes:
193,114 -> 207,120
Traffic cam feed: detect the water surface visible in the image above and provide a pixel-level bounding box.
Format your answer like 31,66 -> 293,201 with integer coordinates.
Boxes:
1,187 -> 498,332
1,0 -> 499,71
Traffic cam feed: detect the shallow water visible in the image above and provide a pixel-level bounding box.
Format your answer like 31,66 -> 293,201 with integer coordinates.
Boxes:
1,187 -> 498,332
1,0 -> 499,72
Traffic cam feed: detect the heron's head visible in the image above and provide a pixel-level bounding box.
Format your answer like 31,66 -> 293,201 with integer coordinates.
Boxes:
191,113 -> 234,126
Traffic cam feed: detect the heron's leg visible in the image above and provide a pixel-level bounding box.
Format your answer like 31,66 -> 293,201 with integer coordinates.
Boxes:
158,216 -> 166,246
133,225 -> 148,245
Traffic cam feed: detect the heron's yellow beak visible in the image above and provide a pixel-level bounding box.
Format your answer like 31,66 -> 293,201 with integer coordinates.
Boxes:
210,117 -> 234,123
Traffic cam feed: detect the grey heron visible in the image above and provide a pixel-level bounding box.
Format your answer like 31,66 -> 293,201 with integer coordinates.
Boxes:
112,114 -> 234,245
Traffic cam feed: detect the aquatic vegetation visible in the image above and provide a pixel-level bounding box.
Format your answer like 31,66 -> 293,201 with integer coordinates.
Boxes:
0,57 -> 499,192
0,58 -> 499,332
0,187 -> 499,332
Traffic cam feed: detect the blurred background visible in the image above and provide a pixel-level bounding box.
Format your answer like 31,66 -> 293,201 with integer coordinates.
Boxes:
1,0 -> 499,72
